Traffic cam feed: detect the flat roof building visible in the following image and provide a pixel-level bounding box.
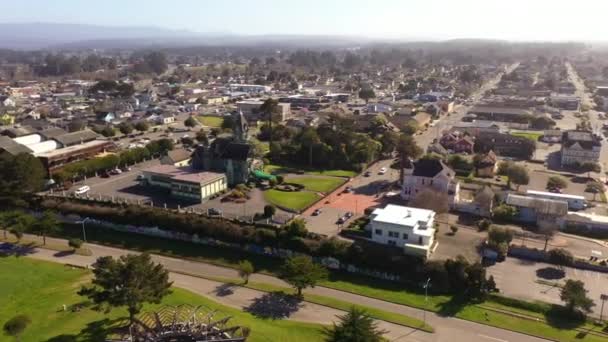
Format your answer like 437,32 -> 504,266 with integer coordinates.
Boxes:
141,165 -> 227,203
368,204 -> 436,258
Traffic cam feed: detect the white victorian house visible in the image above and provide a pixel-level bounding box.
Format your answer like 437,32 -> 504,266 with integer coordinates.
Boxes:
401,158 -> 460,207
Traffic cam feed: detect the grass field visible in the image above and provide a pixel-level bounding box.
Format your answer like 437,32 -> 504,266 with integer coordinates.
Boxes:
264,163 -> 356,178
306,170 -> 357,178
197,115 -> 224,127
510,131 -> 543,141
0,257 -> 325,342
287,176 -> 346,193
264,189 -> 321,211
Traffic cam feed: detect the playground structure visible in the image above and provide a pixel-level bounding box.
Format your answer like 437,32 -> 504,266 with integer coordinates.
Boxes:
115,304 -> 249,342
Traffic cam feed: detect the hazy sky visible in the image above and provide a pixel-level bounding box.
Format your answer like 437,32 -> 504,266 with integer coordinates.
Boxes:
2,0 -> 607,41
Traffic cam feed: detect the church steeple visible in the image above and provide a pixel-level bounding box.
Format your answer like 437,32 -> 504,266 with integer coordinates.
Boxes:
233,110 -> 249,142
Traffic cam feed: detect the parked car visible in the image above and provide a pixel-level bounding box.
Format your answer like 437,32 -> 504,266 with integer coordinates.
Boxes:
343,186 -> 353,193
207,208 -> 222,216
312,209 -> 322,216
345,211 -> 354,218
364,171 -> 372,177
378,167 -> 387,175
337,216 -> 347,224
74,185 -> 90,195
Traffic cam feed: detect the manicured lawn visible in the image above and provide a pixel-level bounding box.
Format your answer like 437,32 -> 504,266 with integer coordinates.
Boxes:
197,115 -> 224,127
510,131 -> 543,141
264,189 -> 321,211
307,170 -> 357,178
263,163 -> 357,178
287,176 -> 346,193
0,257 -> 325,342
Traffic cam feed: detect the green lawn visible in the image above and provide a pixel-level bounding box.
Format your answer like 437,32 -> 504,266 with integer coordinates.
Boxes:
0,257 -> 325,342
287,176 -> 346,193
197,115 -> 224,127
264,189 -> 321,212
510,131 -> 543,141
263,163 -> 357,178
307,170 -> 357,178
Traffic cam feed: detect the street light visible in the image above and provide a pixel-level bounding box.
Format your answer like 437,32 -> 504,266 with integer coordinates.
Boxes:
600,294 -> 608,322
77,217 -> 90,242
423,278 -> 431,327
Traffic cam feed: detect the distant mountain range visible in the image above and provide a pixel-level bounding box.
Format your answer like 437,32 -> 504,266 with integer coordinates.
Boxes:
0,22 -> 380,50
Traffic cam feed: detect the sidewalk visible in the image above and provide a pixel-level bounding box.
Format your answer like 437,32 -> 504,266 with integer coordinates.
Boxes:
16,233 -> 548,342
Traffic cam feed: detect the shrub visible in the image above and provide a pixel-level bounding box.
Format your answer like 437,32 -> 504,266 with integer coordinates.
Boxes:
263,205 -> 276,218
68,238 -> 83,250
477,219 -> 492,232
450,226 -> 459,235
548,248 -> 574,268
493,204 -> 517,221
269,178 -> 277,187
3,314 -> 31,339
276,175 -> 284,184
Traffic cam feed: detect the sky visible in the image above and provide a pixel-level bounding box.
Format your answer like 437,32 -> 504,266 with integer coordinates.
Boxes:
1,0 -> 608,41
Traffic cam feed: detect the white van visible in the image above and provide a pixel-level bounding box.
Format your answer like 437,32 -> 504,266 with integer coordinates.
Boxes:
74,185 -> 90,195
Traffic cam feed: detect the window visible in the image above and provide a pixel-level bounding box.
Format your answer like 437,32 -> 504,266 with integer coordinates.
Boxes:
375,229 -> 382,235
388,240 -> 396,246
402,233 -> 408,240
388,231 -> 399,238
419,236 -> 423,245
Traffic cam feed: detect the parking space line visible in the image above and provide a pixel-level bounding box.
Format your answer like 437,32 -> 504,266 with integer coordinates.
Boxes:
478,334 -> 508,342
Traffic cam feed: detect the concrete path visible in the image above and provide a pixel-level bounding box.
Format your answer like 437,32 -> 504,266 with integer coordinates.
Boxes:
12,233 -> 550,342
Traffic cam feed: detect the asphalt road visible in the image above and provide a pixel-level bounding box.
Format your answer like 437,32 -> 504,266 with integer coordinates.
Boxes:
415,63 -> 519,150
16,233 -> 549,342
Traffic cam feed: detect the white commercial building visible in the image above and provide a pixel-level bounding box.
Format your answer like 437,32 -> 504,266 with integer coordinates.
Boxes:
526,190 -> 586,210
367,205 -> 436,258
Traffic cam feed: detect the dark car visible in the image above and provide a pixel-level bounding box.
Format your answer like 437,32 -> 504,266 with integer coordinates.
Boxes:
337,216 -> 347,224
343,186 -> 353,193
312,209 -> 322,216
207,208 -> 222,216
345,211 -> 354,218
364,171 -> 372,177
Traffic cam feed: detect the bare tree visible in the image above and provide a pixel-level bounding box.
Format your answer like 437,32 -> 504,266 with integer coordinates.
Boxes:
410,188 -> 450,228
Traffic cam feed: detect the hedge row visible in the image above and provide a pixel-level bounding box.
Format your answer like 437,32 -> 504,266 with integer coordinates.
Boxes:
34,197 -> 433,275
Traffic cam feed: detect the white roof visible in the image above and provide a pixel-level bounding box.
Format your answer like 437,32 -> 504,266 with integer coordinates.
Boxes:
371,204 -> 435,236
30,140 -> 60,155
526,189 -> 585,201
13,133 -> 42,146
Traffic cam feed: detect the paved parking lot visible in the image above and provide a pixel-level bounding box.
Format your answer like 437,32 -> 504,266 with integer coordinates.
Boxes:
489,258 -> 608,316
302,159 -> 399,236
